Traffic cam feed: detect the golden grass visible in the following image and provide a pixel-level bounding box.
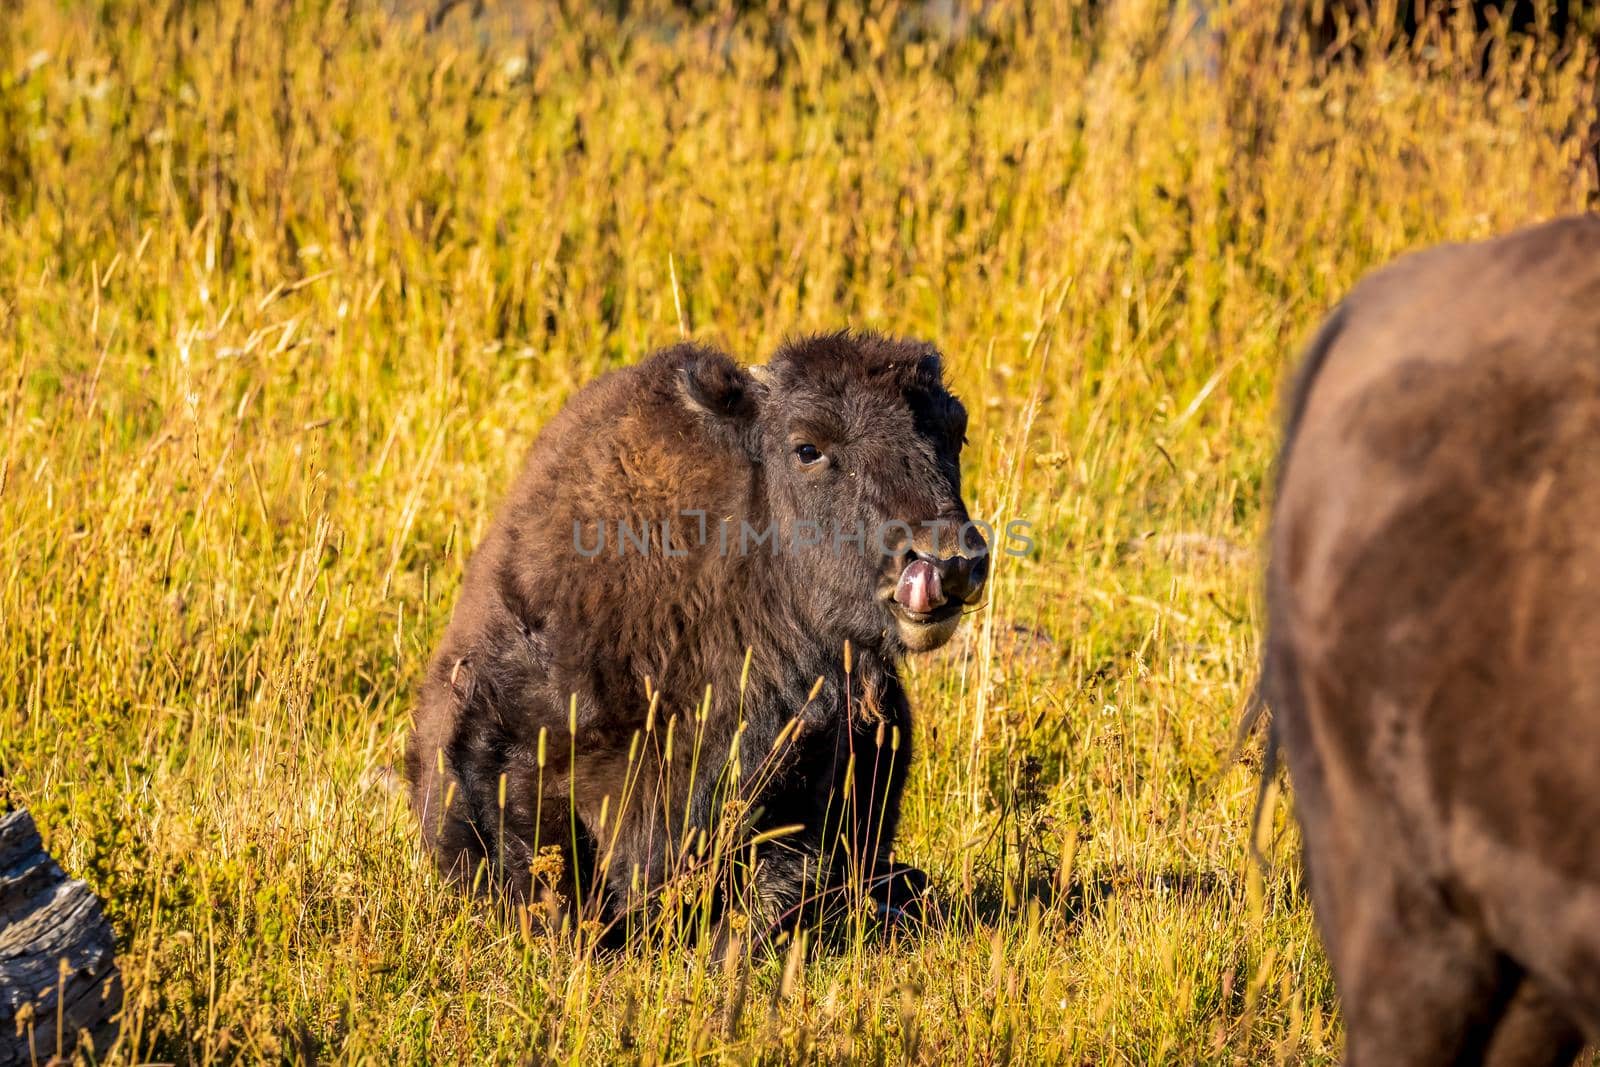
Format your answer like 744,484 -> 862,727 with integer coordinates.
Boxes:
1,0 -> 1594,1060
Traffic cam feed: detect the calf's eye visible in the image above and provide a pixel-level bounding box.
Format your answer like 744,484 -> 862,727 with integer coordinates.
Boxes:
794,443 -> 823,465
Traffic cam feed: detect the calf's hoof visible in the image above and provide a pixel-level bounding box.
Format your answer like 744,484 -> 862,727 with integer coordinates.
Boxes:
867,863 -> 935,930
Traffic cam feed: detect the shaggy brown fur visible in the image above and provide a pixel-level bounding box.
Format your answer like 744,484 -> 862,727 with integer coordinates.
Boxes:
1263,214 -> 1600,1065
405,331 -> 987,950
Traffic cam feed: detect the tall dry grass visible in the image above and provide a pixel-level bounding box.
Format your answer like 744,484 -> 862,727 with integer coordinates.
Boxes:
1,0 -> 1594,1060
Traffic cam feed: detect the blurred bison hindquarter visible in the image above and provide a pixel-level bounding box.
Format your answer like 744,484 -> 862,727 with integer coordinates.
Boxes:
1264,215 -> 1600,1064
405,332 -> 987,948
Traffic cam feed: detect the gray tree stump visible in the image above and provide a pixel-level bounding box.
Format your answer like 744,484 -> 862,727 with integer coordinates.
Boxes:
0,809 -> 121,1065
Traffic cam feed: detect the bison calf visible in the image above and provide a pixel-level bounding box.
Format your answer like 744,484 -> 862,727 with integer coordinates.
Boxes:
1264,215 -> 1600,1064
406,331 -> 987,949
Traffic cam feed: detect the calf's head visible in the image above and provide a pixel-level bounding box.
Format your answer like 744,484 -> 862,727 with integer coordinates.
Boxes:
684,331 -> 988,655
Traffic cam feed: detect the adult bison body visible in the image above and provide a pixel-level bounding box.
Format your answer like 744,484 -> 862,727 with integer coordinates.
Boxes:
1263,215 -> 1600,1064
406,331 -> 987,949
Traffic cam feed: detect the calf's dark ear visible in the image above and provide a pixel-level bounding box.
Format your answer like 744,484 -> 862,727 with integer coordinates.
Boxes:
678,348 -> 763,454
680,350 -> 757,420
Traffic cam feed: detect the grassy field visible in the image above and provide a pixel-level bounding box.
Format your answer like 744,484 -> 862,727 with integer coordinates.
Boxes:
1,0 -> 1594,1061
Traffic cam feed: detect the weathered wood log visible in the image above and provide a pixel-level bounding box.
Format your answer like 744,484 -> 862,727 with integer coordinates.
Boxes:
0,809 -> 120,1066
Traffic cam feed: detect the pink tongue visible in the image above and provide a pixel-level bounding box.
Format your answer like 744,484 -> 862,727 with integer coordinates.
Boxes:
895,560 -> 943,614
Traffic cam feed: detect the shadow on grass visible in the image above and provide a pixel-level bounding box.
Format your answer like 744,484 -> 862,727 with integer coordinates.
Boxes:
938,864 -> 1238,937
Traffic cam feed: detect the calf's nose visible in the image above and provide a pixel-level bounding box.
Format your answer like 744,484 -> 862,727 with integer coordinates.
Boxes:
900,537 -> 988,609
935,550 -> 988,604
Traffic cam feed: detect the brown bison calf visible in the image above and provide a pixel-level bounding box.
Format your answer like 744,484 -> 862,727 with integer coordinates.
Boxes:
406,331 -> 987,949
1264,215 -> 1600,1064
